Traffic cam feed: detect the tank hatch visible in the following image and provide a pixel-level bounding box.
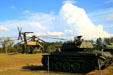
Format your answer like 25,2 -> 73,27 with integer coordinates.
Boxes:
74,36 -> 94,48
80,41 -> 94,48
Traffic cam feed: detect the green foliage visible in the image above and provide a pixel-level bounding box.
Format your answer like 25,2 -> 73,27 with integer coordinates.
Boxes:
41,41 -> 63,52
0,38 -> 16,53
96,38 -> 103,50
0,48 -> 5,53
14,43 -> 23,53
61,40 -> 76,51
103,37 -> 113,51
0,39 -> 5,53
105,43 -> 113,49
104,37 -> 113,44
62,40 -> 74,47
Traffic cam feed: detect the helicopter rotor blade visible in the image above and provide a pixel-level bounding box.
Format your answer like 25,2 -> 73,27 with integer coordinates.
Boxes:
38,38 -> 45,42
38,36 -> 67,40
17,26 -> 23,40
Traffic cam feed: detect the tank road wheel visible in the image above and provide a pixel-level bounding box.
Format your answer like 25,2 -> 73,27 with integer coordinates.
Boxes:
54,62 -> 62,71
49,62 -> 54,70
71,63 -> 80,72
81,62 -> 91,73
63,62 -> 70,72
42,57 -> 47,68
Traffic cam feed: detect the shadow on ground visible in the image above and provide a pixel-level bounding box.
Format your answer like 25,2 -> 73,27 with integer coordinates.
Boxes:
21,65 -> 92,74
22,65 -> 45,71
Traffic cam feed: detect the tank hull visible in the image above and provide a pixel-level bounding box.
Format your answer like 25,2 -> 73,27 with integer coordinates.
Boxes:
42,52 -> 113,73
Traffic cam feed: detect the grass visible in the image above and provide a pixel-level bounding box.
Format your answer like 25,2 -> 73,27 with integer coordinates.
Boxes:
0,53 -> 113,75
0,53 -> 42,69
0,70 -> 84,75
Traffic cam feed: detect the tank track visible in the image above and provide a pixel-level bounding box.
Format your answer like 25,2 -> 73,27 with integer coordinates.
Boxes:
42,55 -> 104,73
42,53 -> 113,73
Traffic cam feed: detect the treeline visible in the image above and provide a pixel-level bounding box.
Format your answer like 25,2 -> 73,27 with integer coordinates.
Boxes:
95,37 -> 113,50
0,37 -> 113,54
41,41 -> 63,52
0,38 -> 63,53
0,38 -> 17,53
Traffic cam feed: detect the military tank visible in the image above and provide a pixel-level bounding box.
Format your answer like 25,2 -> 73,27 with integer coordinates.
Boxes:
42,36 -> 113,73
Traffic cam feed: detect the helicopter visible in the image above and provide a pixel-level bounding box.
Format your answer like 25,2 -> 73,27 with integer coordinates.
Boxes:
17,26 -> 45,54
0,26 -> 67,54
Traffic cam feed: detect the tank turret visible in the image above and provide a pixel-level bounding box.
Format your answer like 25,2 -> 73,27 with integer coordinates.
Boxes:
61,36 -> 93,51
42,36 -> 113,73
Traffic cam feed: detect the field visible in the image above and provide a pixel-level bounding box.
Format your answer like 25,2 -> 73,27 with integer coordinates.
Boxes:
0,53 -> 113,75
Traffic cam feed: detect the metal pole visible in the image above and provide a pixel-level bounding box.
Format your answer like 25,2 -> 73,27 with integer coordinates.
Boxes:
48,55 -> 49,75
5,41 -> 8,54
5,41 -> 10,69
98,59 -> 102,75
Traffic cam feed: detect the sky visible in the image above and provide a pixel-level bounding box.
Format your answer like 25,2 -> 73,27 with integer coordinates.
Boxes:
0,0 -> 113,41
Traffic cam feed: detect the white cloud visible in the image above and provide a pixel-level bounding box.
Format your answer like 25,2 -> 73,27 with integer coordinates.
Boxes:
60,2 -> 112,39
25,12 -> 55,22
104,24 -> 113,28
88,8 -> 113,22
0,12 -> 55,32
29,22 -> 46,30
0,12 -> 57,38
64,0 -> 77,4
22,10 -> 30,14
0,26 -> 10,32
88,8 -> 113,16
36,32 -> 47,36
0,1 -> 113,40
107,14 -> 113,20
64,29 -> 72,33
10,6 -> 16,9
26,33 -> 33,37
47,32 -> 64,36
105,0 -> 113,4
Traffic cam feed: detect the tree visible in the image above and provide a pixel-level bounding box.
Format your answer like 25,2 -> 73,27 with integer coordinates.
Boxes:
104,37 -> 113,45
14,43 -> 23,53
41,41 -> 63,53
1,38 -> 15,53
0,38 -> 4,53
96,38 -> 103,50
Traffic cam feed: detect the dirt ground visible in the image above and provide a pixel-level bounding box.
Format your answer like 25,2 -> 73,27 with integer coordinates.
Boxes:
0,53 -> 113,75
